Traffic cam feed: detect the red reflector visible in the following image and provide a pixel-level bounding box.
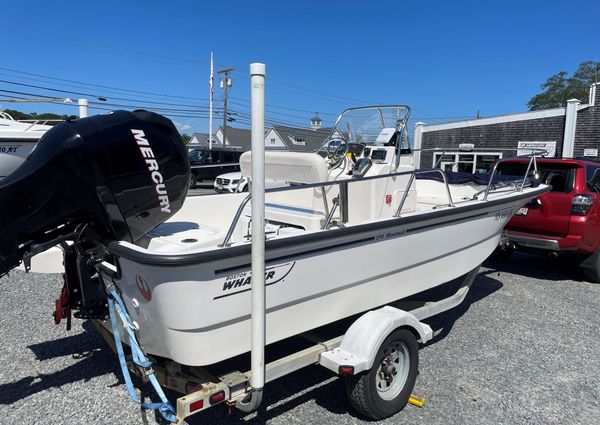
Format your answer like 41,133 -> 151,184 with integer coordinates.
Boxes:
339,366 -> 354,375
385,194 -> 392,205
189,399 -> 204,412
209,390 -> 226,405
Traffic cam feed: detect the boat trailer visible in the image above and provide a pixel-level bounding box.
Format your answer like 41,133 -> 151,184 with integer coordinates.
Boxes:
90,264 -> 479,424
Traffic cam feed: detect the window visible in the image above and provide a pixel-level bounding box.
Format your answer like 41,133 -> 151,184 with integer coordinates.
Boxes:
587,165 -> 600,192
270,138 -> 276,144
476,155 -> 501,174
433,152 -> 502,173
497,163 -> 576,193
188,150 -> 208,162
294,137 -> 305,145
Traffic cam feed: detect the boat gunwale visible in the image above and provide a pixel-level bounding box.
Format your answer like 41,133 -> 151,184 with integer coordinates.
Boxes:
106,185 -> 549,267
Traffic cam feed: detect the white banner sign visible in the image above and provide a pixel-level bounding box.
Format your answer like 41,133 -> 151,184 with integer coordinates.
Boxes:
517,141 -> 556,157
584,148 -> 598,157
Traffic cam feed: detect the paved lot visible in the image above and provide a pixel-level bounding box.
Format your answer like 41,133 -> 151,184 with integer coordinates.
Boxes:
188,182 -> 219,196
1,252 -> 599,424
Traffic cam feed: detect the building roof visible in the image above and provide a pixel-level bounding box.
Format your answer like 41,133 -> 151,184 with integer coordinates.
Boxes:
272,125 -> 333,152
188,132 -> 210,144
220,126 -> 252,150
311,114 -> 322,122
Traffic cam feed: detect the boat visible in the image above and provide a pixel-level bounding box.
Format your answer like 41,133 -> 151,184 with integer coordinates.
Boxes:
0,111 -> 52,179
0,92 -> 550,421
0,102 -> 546,362
100,105 -> 549,366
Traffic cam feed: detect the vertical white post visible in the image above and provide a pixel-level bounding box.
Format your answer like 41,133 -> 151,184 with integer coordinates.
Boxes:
78,98 -> 88,118
249,63 -> 266,394
413,122 -> 425,169
209,52 -> 214,150
562,98 -> 580,158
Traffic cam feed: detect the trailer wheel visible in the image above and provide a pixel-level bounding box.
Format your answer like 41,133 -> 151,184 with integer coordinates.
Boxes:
189,173 -> 197,189
345,328 -> 418,420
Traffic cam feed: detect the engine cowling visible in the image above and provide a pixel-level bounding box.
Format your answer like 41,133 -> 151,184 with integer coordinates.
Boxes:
0,110 -> 189,276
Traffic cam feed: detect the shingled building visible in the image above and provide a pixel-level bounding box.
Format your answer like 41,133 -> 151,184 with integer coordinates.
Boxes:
414,83 -> 600,172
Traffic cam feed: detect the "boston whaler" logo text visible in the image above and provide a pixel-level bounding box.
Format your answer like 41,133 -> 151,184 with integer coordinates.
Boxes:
214,262 -> 296,299
131,129 -> 171,213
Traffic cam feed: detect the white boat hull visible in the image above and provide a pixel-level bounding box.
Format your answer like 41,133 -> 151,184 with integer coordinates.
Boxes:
105,188 -> 544,366
0,140 -> 38,179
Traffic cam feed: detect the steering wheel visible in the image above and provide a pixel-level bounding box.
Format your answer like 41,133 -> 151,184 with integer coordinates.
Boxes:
324,138 -> 349,168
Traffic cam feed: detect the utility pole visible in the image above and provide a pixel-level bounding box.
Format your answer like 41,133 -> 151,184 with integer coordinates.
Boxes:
218,67 -> 235,146
209,52 -> 214,150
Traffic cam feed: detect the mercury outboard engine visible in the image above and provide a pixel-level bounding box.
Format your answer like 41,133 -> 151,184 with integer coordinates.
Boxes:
0,110 -> 189,277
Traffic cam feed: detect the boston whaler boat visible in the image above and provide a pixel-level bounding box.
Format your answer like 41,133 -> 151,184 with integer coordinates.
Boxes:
0,64 -> 549,423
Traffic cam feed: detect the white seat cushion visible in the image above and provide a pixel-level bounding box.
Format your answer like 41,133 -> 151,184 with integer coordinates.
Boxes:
240,151 -> 329,184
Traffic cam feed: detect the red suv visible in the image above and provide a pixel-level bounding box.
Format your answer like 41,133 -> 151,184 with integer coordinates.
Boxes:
496,158 -> 600,283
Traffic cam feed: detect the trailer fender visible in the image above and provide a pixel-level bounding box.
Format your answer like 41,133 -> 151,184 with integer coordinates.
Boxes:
319,306 -> 432,375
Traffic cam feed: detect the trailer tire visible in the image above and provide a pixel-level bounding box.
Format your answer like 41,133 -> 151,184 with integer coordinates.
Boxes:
345,328 -> 418,420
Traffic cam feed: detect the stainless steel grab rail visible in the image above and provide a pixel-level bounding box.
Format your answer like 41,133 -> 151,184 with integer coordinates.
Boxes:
220,194 -> 252,247
220,151 -> 543,247
394,169 -> 454,217
482,153 -> 538,201
221,167 -> 454,247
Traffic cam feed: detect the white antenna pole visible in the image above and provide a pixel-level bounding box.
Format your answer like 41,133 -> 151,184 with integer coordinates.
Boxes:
209,52 -> 214,150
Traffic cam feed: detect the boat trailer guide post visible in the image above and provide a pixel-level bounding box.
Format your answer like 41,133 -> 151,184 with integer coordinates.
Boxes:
239,62 -> 266,411
0,60 -> 550,423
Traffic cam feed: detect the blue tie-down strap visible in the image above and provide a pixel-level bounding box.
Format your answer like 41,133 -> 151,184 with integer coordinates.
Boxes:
107,287 -> 177,423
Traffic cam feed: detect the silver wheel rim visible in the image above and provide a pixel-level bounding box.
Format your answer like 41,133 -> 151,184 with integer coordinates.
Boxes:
375,341 -> 410,401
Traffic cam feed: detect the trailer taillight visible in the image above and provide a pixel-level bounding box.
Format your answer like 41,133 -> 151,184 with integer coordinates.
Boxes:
189,399 -> 204,412
571,194 -> 593,215
338,366 -> 355,375
209,390 -> 226,405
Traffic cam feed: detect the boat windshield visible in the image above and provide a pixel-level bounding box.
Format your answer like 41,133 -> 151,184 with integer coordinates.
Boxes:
325,106 -> 411,150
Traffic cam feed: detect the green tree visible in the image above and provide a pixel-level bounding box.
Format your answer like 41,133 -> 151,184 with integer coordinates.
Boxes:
2,109 -> 77,123
528,61 -> 600,110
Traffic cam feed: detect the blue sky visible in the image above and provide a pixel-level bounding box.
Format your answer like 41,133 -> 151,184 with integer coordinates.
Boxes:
1,0 -> 598,134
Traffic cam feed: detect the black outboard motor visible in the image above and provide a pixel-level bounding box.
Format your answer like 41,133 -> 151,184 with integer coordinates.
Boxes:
0,110 -> 189,277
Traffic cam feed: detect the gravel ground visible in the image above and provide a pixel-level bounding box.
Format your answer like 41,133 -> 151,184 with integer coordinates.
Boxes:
1,252 -> 599,425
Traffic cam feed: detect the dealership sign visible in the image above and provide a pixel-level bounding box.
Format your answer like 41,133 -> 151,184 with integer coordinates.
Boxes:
517,141 -> 556,157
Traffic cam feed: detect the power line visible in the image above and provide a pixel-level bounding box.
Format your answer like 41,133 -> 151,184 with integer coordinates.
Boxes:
1,71 -> 477,129
0,67 -> 207,101
0,79 -> 220,110
229,96 -> 339,116
1,68 -> 341,119
230,69 -> 376,104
